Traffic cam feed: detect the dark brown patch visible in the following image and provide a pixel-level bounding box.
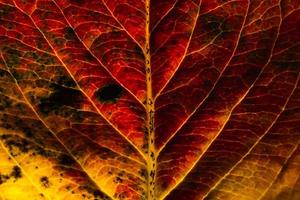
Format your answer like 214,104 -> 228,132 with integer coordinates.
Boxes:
40,176 -> 50,188
64,27 -> 76,40
0,174 -> 9,185
39,84 -> 83,114
95,84 -> 123,103
10,166 -> 22,180
58,154 -> 76,166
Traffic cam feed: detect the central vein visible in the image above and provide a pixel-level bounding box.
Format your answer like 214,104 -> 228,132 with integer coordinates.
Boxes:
144,1 -> 156,199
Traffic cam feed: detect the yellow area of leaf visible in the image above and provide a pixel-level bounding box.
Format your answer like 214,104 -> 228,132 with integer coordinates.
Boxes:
77,152 -> 146,198
0,143 -> 47,200
0,129 -> 103,200
261,146 -> 300,200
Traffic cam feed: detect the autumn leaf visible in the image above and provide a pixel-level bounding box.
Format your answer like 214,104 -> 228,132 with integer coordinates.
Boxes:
0,0 -> 300,200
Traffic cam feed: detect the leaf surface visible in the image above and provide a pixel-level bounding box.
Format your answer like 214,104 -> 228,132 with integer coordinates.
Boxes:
0,0 -> 300,200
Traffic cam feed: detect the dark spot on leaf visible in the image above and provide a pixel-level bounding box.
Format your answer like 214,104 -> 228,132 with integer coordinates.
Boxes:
56,75 -> 77,88
5,137 -> 30,154
36,146 -> 54,158
84,51 -> 95,62
0,174 -> 9,185
10,166 -> 22,180
39,84 -> 83,114
0,69 -> 9,77
114,176 -> 123,183
134,45 -> 145,59
7,23 -> 15,30
65,27 -> 76,40
203,80 -> 213,89
150,170 -> 155,179
40,176 -> 50,188
0,5 -> 12,19
95,84 -> 123,103
150,151 -> 155,159
58,154 -> 76,166
93,190 -> 105,198
22,127 -> 33,138
117,171 -> 124,177
138,169 -> 147,178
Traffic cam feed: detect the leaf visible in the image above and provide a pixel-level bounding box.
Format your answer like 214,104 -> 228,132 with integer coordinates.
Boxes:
0,0 -> 299,200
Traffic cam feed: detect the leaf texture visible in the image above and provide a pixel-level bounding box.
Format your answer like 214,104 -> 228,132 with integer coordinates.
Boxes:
0,0 -> 299,200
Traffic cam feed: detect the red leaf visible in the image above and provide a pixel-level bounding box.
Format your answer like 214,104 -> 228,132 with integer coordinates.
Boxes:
0,0 -> 299,199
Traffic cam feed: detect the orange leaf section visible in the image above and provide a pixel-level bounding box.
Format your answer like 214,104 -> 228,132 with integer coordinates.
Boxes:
0,0 -> 300,200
